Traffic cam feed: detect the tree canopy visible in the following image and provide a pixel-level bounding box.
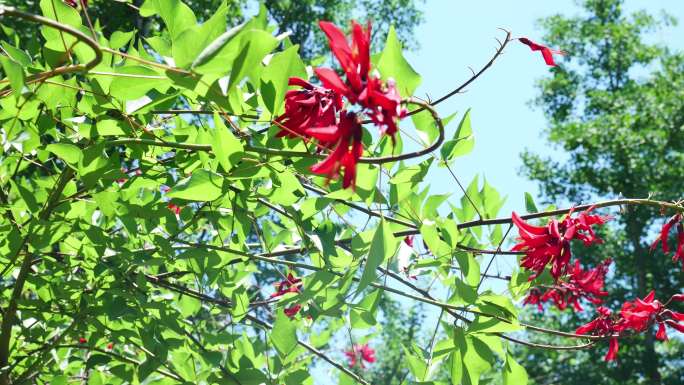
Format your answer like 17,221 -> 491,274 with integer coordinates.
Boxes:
0,1 -> 682,385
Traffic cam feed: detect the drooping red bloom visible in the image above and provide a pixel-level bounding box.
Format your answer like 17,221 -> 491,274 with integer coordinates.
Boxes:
578,292 -> 684,361
650,214 -> 684,269
275,77 -> 342,139
404,235 -> 414,247
525,259 -> 612,312
511,208 -> 610,280
344,343 -> 376,368
271,273 -> 302,298
106,342 -> 114,350
284,304 -> 302,318
575,306 -> 619,361
308,111 -> 364,189
78,337 -> 87,344
518,37 -> 566,66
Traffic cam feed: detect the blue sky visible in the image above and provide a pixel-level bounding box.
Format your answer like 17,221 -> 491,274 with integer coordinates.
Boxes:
406,0 -> 684,219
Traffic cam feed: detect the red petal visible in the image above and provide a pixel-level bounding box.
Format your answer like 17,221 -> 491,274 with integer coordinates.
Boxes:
318,21 -> 354,73
541,48 -> 557,66
305,125 -> 341,142
314,68 -> 350,97
512,212 -> 548,236
288,77 -> 313,89
656,322 -> 668,341
665,320 -> 684,333
605,337 -> 619,362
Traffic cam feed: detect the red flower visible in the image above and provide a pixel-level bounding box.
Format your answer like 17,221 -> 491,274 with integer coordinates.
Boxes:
576,306 -> 619,361
308,111 -> 364,189
106,342 -> 114,350
275,77 -> 342,139
167,203 -> 181,215
578,292 -> 684,361
344,343 -> 376,368
284,304 -> 302,318
511,208 -> 610,280
78,337 -> 87,344
271,273 -> 302,298
617,291 -> 663,333
518,37 -> 566,66
650,214 -> 684,269
525,259 -> 611,312
404,235 -> 414,247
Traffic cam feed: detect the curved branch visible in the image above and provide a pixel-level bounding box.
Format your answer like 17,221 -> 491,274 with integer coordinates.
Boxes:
0,6 -> 102,90
407,29 -> 512,117
108,98 -> 444,165
391,198 -> 684,238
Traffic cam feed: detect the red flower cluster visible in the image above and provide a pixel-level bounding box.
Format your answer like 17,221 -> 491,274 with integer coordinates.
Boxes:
275,78 -> 341,139
270,273 -> 302,298
344,343 -> 376,368
511,208 -> 610,280
650,214 -> 684,269
524,259 -> 611,312
271,273 -> 303,318
518,37 -> 566,66
276,20 -> 407,189
576,292 -> 684,361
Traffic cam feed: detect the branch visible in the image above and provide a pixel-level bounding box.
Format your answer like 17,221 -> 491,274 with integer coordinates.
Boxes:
0,167 -> 74,385
0,6 -> 102,93
106,98 -> 445,165
245,314 -> 371,385
405,29 -> 512,117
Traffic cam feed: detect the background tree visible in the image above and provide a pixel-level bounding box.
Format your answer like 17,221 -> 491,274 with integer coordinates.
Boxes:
519,0 -> 684,383
1,0 -> 423,60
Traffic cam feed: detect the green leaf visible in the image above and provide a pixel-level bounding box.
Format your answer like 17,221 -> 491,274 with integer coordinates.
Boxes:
211,113 -> 244,172
441,108 -> 475,161
1,43 -> 32,67
108,66 -> 169,100
109,30 -> 136,50
260,45 -> 306,117
227,30 -> 279,91
191,21 -> 247,69
449,351 -> 463,385
467,316 -> 522,334
166,169 -> 223,201
454,251 -> 480,286
172,2 -> 228,68
377,25 -> 421,96
46,143 -> 82,165
271,310 -> 297,358
524,192 -> 538,213
0,56 -> 24,101
139,0 -> 197,40
231,286 -> 249,322
350,289 -> 382,329
504,352 -> 528,385
356,220 -> 397,296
